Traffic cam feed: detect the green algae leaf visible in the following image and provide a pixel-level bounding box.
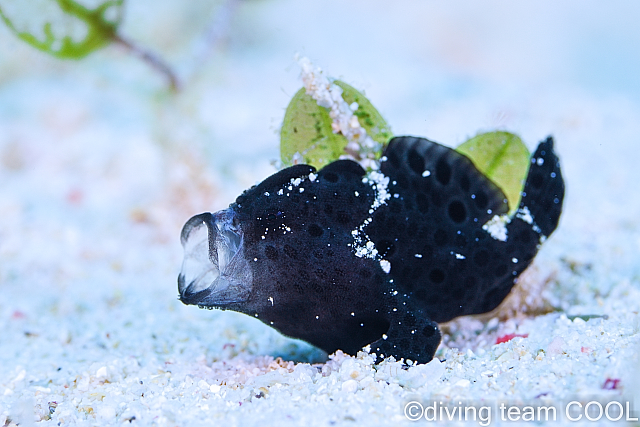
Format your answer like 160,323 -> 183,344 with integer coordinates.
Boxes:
456,131 -> 530,215
334,81 -> 393,150
0,0 -> 123,59
280,80 -> 392,169
280,87 -> 347,169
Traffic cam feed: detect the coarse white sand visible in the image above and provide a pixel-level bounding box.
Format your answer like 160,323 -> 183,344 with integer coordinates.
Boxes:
1,1 -> 639,426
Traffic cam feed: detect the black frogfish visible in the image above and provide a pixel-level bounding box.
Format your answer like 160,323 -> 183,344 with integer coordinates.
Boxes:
178,136 -> 564,364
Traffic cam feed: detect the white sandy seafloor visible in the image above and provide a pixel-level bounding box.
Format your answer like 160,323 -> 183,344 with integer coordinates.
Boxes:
1,1 -> 640,426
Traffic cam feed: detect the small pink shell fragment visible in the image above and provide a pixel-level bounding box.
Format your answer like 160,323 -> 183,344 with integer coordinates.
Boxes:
495,333 -> 528,344
603,378 -> 620,390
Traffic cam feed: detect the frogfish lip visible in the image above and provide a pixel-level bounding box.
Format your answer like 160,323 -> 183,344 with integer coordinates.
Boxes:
178,208 -> 252,307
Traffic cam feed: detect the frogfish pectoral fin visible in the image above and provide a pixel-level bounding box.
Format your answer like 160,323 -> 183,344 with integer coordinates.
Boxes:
371,311 -> 441,364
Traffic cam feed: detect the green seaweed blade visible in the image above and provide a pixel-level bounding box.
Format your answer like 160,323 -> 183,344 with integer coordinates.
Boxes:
334,81 -> 392,151
456,131 -> 530,216
0,0 -> 123,59
280,81 -> 392,169
280,87 -> 347,169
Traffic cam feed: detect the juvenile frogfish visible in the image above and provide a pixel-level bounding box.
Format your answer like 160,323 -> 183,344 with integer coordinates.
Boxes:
178,136 -> 564,364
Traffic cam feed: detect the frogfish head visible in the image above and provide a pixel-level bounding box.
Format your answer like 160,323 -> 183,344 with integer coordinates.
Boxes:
178,208 -> 253,308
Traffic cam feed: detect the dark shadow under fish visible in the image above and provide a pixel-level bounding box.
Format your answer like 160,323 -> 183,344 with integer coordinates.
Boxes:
178,136 -> 564,364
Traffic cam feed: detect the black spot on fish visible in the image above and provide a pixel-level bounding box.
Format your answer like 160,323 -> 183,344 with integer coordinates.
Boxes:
448,200 -> 467,223
308,224 -> 323,237
178,136 -> 564,364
